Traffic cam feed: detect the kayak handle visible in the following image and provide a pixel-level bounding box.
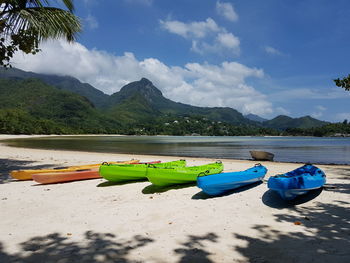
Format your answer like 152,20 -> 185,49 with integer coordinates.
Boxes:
53,166 -> 69,170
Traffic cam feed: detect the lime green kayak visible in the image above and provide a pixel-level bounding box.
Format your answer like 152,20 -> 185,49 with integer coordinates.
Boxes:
99,160 -> 186,182
147,161 -> 224,186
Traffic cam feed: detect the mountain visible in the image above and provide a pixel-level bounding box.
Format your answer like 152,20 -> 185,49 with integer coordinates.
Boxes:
263,115 -> 329,130
0,68 -> 330,134
107,78 -> 252,125
245,114 -> 267,123
0,78 -> 119,134
0,67 -> 109,108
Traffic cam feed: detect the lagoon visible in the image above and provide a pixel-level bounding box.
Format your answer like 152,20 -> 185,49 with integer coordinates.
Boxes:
3,135 -> 350,165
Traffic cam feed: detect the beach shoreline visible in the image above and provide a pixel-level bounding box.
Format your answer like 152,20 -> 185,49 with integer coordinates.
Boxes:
0,135 -> 349,262
2,134 -> 349,166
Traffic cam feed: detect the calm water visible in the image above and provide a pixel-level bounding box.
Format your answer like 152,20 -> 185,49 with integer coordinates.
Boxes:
4,136 -> 350,165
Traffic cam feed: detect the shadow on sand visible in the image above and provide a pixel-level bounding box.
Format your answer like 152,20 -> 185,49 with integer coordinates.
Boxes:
97,179 -> 148,187
233,174 -> 350,262
192,181 -> 263,200
0,231 -> 220,263
142,183 -> 196,194
0,231 -> 154,263
262,188 -> 324,209
0,158 -> 56,184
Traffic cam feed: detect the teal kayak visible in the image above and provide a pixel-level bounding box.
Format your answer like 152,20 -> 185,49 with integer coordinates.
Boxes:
147,161 -> 224,186
99,160 -> 186,182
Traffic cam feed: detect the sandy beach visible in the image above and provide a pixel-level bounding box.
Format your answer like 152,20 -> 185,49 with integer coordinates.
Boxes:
0,135 -> 349,263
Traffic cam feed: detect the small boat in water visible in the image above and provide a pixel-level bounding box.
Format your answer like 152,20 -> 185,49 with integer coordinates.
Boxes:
99,160 -> 186,182
267,164 -> 326,200
197,164 -> 267,196
147,161 -> 224,186
250,151 -> 274,161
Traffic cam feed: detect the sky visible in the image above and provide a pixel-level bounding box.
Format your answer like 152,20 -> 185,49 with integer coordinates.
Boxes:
12,0 -> 350,122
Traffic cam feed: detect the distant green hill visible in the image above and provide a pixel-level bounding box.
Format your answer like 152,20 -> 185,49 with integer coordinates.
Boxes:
245,113 -> 267,123
0,67 -> 109,108
0,78 -> 120,134
263,115 -> 329,130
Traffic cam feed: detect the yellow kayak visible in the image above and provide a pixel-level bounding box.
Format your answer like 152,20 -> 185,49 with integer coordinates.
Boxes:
10,159 -> 140,180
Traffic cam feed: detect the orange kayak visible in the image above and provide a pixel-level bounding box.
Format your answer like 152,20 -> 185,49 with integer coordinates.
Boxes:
32,160 -> 161,184
10,159 -> 140,180
32,168 -> 100,184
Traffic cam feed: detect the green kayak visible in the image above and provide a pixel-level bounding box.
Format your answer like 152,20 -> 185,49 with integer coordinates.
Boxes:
147,161 -> 224,186
99,160 -> 186,182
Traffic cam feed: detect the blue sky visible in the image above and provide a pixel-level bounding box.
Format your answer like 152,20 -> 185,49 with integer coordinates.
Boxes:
13,0 -> 350,122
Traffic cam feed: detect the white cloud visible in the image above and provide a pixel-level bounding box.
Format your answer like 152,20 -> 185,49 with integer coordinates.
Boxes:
160,18 -> 240,56
275,107 -> 290,116
311,105 -> 327,119
85,14 -> 98,29
217,32 -> 239,48
264,46 -> 283,56
216,1 -> 238,22
12,40 -> 274,116
160,18 -> 220,39
335,113 -> 350,122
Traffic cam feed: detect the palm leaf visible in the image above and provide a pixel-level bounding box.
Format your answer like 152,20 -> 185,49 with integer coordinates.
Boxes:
1,1 -> 80,41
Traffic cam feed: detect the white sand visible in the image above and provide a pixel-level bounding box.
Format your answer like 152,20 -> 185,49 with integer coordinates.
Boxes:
0,135 -> 349,262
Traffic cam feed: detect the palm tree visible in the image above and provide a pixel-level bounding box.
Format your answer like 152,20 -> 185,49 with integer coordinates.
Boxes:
0,0 -> 81,66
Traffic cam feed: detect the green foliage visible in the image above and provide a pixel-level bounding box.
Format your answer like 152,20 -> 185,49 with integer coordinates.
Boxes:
0,74 -> 347,137
118,115 -> 280,136
0,78 -> 121,134
0,0 -> 81,67
334,74 -> 350,91
284,122 -> 350,137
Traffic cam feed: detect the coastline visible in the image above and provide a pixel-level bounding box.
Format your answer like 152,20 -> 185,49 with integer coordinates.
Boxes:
0,135 -> 349,262
2,134 -> 350,166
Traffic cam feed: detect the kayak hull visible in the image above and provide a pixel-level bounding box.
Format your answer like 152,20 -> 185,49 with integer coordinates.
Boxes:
147,162 -> 224,187
10,159 -> 139,180
31,161 -> 160,184
99,160 -> 186,182
32,168 -> 100,184
197,164 -> 267,196
267,164 -> 326,200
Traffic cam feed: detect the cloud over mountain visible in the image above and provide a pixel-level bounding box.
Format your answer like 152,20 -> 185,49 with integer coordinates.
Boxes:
13,40 -> 273,116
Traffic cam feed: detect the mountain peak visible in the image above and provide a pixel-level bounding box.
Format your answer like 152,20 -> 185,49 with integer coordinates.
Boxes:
108,78 -> 165,107
140,77 -> 153,85
118,78 -> 162,96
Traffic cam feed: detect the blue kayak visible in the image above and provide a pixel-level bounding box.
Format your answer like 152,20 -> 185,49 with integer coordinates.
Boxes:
267,164 -> 326,200
197,164 -> 268,196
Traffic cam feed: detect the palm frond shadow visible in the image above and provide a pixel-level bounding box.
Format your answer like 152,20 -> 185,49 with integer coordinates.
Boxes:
234,199 -> 350,262
0,158 -> 57,184
0,231 -> 153,263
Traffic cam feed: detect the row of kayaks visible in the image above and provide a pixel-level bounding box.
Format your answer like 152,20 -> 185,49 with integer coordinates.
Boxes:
10,160 -> 326,200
